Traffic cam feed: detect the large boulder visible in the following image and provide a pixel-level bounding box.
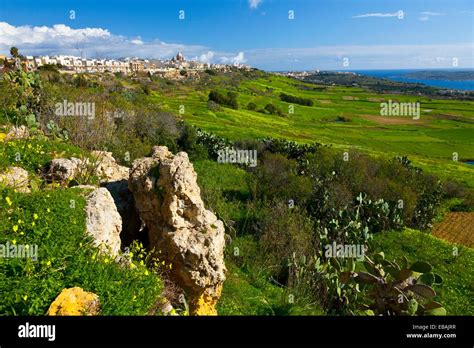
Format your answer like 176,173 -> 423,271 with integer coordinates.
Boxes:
128,146 -> 226,315
0,166 -> 30,193
47,287 -> 100,316
85,187 -> 122,256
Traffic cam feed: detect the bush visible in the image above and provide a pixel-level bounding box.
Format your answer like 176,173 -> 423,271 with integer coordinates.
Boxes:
208,90 -> 239,109
250,152 -> 312,205
263,103 -> 284,116
280,93 -> 313,106
260,202 -> 315,284
177,124 -> 209,161
247,102 -> 257,111
207,100 -> 221,112
195,128 -> 232,160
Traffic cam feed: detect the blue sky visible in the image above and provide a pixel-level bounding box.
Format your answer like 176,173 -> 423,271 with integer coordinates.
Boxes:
0,0 -> 473,70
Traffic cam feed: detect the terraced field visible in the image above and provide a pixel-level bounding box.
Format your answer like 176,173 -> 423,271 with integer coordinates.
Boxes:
147,73 -> 474,187
433,212 -> 474,248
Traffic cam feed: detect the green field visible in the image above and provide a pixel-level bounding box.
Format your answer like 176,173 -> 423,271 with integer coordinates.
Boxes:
147,73 -> 474,186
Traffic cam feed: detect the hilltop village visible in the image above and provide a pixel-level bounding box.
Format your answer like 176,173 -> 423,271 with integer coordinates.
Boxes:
0,52 -> 251,79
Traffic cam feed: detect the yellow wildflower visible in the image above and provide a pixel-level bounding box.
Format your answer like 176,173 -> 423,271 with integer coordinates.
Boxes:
5,197 -> 12,206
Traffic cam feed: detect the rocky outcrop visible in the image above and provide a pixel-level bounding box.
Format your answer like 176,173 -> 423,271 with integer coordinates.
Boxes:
48,151 -> 128,184
47,287 -> 100,316
128,146 -> 226,315
85,188 -> 122,256
0,166 -> 30,193
91,151 -> 129,183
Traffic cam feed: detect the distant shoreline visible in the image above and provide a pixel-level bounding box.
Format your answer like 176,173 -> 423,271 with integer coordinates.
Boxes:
274,69 -> 474,91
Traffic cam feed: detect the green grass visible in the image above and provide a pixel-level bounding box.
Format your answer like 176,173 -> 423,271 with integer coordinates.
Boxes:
217,260 -> 289,315
370,229 -> 474,315
0,187 -> 163,315
193,159 -> 325,315
0,135 -> 86,174
219,240 -> 325,316
150,73 -> 474,187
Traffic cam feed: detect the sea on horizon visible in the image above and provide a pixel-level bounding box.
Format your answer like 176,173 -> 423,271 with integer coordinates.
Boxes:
349,69 -> 474,91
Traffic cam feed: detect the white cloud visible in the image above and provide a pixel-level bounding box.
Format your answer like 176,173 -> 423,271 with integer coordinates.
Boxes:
0,22 -> 110,46
420,12 -> 445,16
220,52 -> 246,65
419,11 -> 446,21
352,12 -> 401,18
0,22 -> 250,66
249,0 -> 262,9
195,51 -> 215,63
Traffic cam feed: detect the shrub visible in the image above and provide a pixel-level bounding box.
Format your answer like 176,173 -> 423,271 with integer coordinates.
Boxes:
177,124 -> 209,160
260,202 -> 315,284
247,102 -> 257,111
263,103 -> 284,116
280,93 -> 313,106
207,100 -> 221,112
208,90 -> 238,109
250,152 -> 312,205
195,128 -> 232,160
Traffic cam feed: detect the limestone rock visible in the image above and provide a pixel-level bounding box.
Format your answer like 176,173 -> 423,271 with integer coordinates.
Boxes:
128,146 -> 226,315
0,167 -> 30,193
85,187 -> 122,256
91,151 -> 129,183
47,287 -> 100,316
4,125 -> 29,142
49,158 -> 81,182
48,152 -> 129,184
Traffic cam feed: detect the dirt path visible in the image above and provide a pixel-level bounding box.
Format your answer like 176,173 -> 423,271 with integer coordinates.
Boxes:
432,212 -> 474,248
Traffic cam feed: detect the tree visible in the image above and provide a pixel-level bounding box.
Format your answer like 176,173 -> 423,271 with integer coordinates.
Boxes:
10,46 -> 19,58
